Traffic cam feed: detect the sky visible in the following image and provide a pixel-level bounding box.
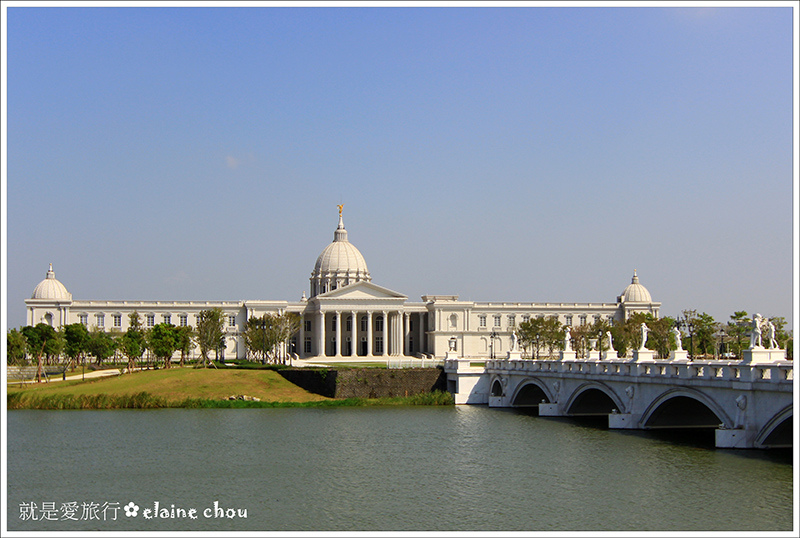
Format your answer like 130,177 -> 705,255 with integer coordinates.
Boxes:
2,2 -> 798,331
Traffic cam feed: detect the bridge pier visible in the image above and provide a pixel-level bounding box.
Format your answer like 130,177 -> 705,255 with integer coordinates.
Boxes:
608,413 -> 641,429
715,428 -> 752,449
538,403 -> 560,416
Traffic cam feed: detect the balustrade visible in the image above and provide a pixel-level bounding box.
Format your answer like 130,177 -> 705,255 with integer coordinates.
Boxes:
476,356 -> 792,385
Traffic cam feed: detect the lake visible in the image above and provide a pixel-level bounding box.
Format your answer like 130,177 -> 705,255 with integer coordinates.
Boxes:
5,406 -> 794,532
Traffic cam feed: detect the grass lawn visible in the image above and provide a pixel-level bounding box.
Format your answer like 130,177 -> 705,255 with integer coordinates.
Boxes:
7,367 -> 330,406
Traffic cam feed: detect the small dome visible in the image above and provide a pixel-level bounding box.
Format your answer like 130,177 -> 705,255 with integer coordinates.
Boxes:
310,211 -> 371,296
620,270 -> 652,303
31,264 -> 72,300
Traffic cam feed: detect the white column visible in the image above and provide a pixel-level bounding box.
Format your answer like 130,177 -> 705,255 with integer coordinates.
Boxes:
335,311 -> 342,357
350,311 -> 357,357
318,310 -> 325,357
367,311 -> 373,356
382,310 -> 388,357
298,314 -> 305,359
404,312 -> 409,357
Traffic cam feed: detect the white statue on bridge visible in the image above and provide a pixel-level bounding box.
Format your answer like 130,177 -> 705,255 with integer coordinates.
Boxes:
639,323 -> 650,351
564,327 -> 572,352
672,326 -> 683,351
606,331 -> 613,351
749,313 -> 763,349
510,330 -> 519,352
766,320 -> 778,349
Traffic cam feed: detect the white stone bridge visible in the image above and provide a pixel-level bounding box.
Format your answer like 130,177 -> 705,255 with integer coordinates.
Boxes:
444,356 -> 793,449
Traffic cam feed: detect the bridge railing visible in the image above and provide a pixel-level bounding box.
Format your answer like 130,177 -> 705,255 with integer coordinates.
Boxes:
477,358 -> 793,384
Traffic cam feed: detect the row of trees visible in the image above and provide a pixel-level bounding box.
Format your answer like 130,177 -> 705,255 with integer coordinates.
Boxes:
515,310 -> 792,360
7,309 -> 304,370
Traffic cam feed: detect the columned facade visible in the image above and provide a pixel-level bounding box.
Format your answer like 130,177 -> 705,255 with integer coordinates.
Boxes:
25,215 -> 662,362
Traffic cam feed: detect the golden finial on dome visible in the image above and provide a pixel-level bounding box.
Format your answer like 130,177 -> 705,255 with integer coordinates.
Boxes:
337,204 -> 344,217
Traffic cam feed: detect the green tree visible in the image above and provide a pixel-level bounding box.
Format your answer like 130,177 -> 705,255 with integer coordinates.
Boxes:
120,311 -> 146,372
87,327 -> 117,366
63,323 -> 90,370
6,328 -> 28,365
727,311 -> 750,358
147,323 -> 178,369
243,313 -> 301,364
694,313 -> 717,357
196,308 -> 225,367
174,325 -> 194,367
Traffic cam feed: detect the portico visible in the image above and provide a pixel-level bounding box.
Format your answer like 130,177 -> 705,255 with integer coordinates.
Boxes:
298,281 -> 427,359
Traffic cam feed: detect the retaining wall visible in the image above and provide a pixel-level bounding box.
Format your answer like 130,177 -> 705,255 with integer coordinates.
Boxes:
278,367 -> 447,399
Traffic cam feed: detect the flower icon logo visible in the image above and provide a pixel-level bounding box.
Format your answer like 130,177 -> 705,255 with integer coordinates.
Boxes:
124,502 -> 139,517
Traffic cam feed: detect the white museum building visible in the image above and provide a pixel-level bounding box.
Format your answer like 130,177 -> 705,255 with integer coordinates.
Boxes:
26,211 -> 661,361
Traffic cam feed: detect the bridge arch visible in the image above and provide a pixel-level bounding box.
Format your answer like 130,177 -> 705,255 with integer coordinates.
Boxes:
564,382 -> 625,416
509,378 -> 552,407
641,388 -> 732,429
490,377 -> 504,397
755,405 -> 793,449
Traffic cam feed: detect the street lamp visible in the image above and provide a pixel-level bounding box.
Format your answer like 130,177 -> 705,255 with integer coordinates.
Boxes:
715,328 -> 726,360
489,330 -> 498,359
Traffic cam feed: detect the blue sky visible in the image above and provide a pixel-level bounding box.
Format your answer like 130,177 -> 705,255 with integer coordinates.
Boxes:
3,3 -> 797,330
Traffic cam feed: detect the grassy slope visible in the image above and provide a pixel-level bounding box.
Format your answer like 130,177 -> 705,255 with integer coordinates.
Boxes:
7,368 -> 330,405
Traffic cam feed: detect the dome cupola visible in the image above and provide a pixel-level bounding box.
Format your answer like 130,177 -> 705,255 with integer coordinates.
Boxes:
619,270 -> 652,303
31,263 -> 72,301
310,207 -> 371,297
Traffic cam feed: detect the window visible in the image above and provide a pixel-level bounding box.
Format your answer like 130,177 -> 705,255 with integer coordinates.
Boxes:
113,314 -> 122,328
146,314 -> 155,327
508,315 -> 516,327
494,315 -> 501,327
332,317 -> 337,331
375,316 -> 384,332
79,314 -> 88,326
179,314 -> 188,327
594,314 -> 601,324
565,315 -> 573,327
479,315 -> 487,328
579,315 -> 587,326
361,316 -> 368,332
228,315 -> 236,327
96,314 -> 104,328
304,337 -> 312,354
346,316 -> 352,332
163,314 -> 171,325
522,315 -> 530,323
375,336 -> 383,354
305,320 -> 312,332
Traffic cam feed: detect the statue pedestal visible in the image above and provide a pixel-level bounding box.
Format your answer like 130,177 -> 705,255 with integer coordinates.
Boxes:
587,351 -> 600,360
669,350 -> 689,362
506,350 -> 522,360
741,348 -> 785,364
632,349 -> 655,362
601,350 -> 618,360
445,351 -> 459,360
560,350 -> 577,361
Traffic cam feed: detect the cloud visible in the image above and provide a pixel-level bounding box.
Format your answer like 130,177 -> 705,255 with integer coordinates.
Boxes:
226,155 -> 240,169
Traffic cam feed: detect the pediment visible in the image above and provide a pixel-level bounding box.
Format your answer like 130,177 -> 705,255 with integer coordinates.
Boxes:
316,281 -> 407,301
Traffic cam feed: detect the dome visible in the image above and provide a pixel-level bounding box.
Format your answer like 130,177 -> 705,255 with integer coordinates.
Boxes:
31,264 -> 72,301
620,270 -> 652,303
310,211 -> 371,296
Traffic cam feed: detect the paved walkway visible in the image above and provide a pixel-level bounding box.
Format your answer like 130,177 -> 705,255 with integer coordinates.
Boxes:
8,367 -> 127,386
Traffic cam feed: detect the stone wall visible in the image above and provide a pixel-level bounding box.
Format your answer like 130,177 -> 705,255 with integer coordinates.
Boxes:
278,367 -> 446,399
